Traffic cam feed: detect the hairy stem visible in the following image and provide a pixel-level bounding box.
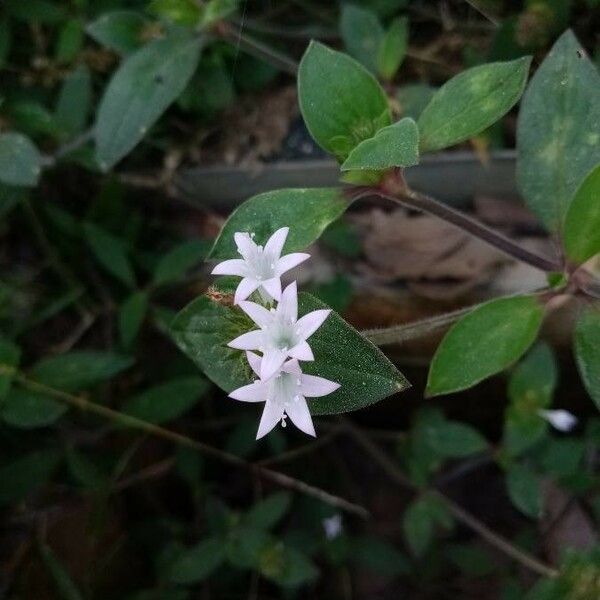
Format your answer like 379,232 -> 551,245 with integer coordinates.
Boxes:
342,419 -> 558,579
2,365 -> 368,519
375,186 -> 562,273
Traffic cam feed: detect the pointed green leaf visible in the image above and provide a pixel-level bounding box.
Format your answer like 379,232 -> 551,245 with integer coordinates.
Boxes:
86,11 -> 149,55
55,64 -> 92,136
30,351 -> 134,392
166,537 -> 226,584
424,420 -> 488,458
245,492 -> 292,530
418,56 -> 531,152
84,222 -> 136,288
298,41 -> 390,161
122,376 -> 209,424
209,188 -> 349,259
0,132 -> 42,187
517,30 -> 600,231
119,290 -> 148,347
563,162 -> 600,265
575,309 -> 600,411
1,389 -> 66,428
427,296 -> 545,396
153,240 -> 208,286
341,117 -> 418,171
402,496 -> 436,557
171,291 -> 410,415
95,34 -> 202,169
377,17 -> 408,80
506,463 -> 542,519
339,5 -> 383,73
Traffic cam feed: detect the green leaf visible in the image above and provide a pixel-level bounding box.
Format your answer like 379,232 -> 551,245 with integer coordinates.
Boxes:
119,291 -> 149,347
563,162 -> 600,265
0,335 -> 20,400
1,388 -> 66,428
149,0 -> 201,26
30,351 -> 133,392
574,309 -> 600,410
341,117 -> 419,171
0,449 -> 60,505
227,527 -> 271,569
397,84 -> 437,120
0,184 -> 25,219
55,65 -> 92,136
0,133 -> 42,187
339,5 -> 383,74
39,543 -> 84,600
377,17 -> 408,80
209,188 -> 348,259
166,537 -> 226,584
418,56 -> 531,152
298,41 -> 390,161
84,222 -> 136,287
172,291 -> 409,415
86,11 -> 149,55
153,240 -> 208,286
245,492 -> 292,530
352,536 -> 410,577
402,496 -> 435,557
506,463 -> 542,518
504,343 -> 556,455
95,34 -> 202,169
426,296 -> 544,396
259,543 -> 318,587
122,376 -> 208,424
425,420 -> 488,458
516,30 -> 600,231
55,19 -> 84,63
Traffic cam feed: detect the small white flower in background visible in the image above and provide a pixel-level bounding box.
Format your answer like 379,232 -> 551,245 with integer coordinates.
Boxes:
211,227 -> 309,305
322,514 -> 343,540
538,409 -> 578,432
229,352 -> 340,439
228,281 -> 331,380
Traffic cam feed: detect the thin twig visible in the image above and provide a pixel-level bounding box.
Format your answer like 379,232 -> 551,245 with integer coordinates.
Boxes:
213,21 -> 299,75
376,187 -> 562,273
462,0 -> 500,26
341,419 -> 558,578
2,366 -> 368,519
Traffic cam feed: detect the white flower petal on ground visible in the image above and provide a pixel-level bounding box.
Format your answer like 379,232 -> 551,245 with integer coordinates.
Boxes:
228,358 -> 339,439
538,409 -> 578,432
235,281 -> 331,379
212,228 -> 309,304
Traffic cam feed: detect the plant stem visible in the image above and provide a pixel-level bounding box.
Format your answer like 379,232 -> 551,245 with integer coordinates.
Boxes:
341,419 -> 558,579
375,187 -> 562,273
212,21 -> 299,75
2,366 -> 368,519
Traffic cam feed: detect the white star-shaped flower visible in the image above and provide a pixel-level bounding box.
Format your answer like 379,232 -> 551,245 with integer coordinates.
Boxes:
227,281 -> 331,380
229,352 -> 340,439
211,227 -> 309,305
538,409 -> 577,432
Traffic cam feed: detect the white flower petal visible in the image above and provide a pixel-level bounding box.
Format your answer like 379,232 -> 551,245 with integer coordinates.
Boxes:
282,359 -> 302,375
256,400 -> 285,439
278,281 -> 298,322
260,348 -> 288,380
228,329 -> 264,350
238,300 -> 272,328
261,277 -> 282,302
234,232 -> 256,259
246,351 -> 262,377
211,258 -> 249,277
285,396 -> 316,437
538,409 -> 577,432
229,381 -> 268,402
263,227 -> 289,260
288,341 -> 314,361
234,277 -> 261,304
295,309 -> 330,341
300,374 -> 340,397
275,253 -> 310,277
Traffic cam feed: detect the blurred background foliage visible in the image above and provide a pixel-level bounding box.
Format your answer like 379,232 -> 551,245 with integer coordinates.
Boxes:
1,0 -> 600,598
